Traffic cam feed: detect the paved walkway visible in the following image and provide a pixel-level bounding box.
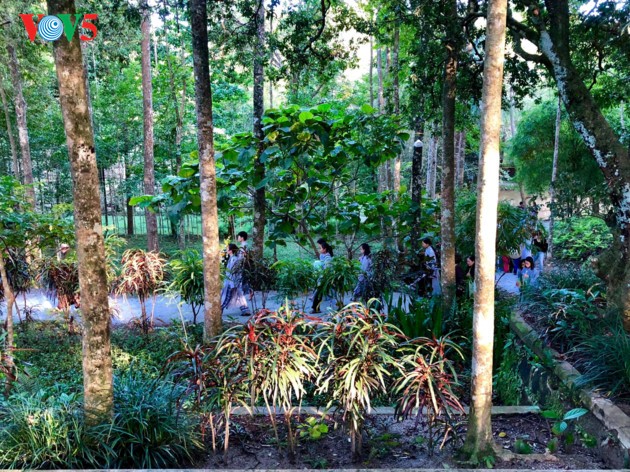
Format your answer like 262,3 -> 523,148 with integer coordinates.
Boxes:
1,271 -> 522,327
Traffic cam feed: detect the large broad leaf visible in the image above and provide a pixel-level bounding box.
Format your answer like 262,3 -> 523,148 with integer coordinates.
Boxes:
299,111 -> 314,123
360,104 -> 376,114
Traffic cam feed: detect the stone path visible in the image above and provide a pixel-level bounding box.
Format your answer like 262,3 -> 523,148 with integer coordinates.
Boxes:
1,271 -> 522,327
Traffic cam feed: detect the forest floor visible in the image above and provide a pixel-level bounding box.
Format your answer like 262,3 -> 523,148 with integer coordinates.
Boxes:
3,272 -> 521,326
200,413 -> 604,469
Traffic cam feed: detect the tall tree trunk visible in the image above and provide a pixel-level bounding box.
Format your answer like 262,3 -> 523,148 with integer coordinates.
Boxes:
190,0 -> 222,341
547,97 -> 562,260
0,82 -> 19,180
440,0 -> 458,315
369,35 -> 374,108
392,25 -> 401,195
377,48 -> 386,192
252,0 -> 267,259
463,0 -> 507,459
427,126 -> 439,199
6,44 -> 35,207
0,251 -> 15,394
49,0 -> 113,421
141,0 -> 159,252
528,0 -> 630,331
455,130 -> 466,186
411,123 -> 424,257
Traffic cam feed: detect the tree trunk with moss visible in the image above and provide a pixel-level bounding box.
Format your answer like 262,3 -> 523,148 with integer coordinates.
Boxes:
48,0 -> 113,421
141,0 -> 159,252
509,0 -> 630,332
0,251 -> 15,394
462,0 -> 507,460
190,0 -> 222,341
6,44 -> 35,207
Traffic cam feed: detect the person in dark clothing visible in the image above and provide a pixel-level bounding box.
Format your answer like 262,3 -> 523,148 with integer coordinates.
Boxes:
465,255 -> 476,297
455,254 -> 465,298
532,231 -> 548,272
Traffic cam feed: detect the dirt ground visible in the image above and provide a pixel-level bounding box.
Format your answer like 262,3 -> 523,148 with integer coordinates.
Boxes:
201,413 -> 606,469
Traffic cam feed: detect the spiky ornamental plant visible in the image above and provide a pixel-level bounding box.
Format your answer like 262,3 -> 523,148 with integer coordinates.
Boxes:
245,303 -> 320,460
318,257 -> 360,309
316,302 -> 403,460
39,258 -> 80,333
395,336 -> 465,452
116,249 -> 165,333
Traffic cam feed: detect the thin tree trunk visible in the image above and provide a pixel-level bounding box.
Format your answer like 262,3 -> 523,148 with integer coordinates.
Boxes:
0,82 -> 19,180
6,44 -> 35,207
141,0 -> 159,252
369,35 -> 374,108
411,123 -> 424,256
427,126 -> 438,199
190,0 -> 222,341
377,48 -> 386,193
463,0 -> 508,459
252,0 -> 267,259
440,0 -> 458,315
0,251 -> 15,394
392,25 -> 401,195
455,130 -> 466,186
49,0 -> 113,421
547,97 -> 562,260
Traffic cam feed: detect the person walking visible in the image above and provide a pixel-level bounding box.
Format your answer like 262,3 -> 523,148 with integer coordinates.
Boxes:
311,239 -> 333,314
237,231 -> 254,300
221,243 -> 251,317
532,231 -> 548,272
465,255 -> 476,296
421,238 -> 439,296
352,243 -> 372,301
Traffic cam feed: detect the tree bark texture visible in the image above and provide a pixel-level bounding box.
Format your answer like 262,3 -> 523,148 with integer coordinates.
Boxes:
190,0 -> 223,341
440,0 -> 458,316
0,251 -> 15,393
518,0 -> 630,331
426,126 -> 439,199
48,0 -> 113,421
463,0 -> 508,458
547,97 -> 562,260
0,82 -> 19,180
455,130 -> 466,186
6,44 -> 35,207
252,0 -> 267,259
141,0 -> 159,252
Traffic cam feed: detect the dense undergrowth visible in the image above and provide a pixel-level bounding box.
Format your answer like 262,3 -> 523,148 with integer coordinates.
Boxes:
519,265 -> 630,398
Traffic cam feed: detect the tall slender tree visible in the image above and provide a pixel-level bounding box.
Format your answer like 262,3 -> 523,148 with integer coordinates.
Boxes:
252,0 -> 267,259
6,43 -> 35,207
440,0 -> 459,313
48,0 -> 113,421
547,96 -> 562,260
190,0 -> 222,341
463,0 -> 508,459
140,0 -> 159,252
0,78 -> 19,179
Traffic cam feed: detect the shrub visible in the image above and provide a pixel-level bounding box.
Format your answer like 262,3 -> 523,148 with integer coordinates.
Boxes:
318,257 -> 360,308
574,317 -> 630,398
166,249 -> 204,324
385,294 -> 445,339
273,258 -> 317,310
553,217 -> 612,261
0,375 -> 203,469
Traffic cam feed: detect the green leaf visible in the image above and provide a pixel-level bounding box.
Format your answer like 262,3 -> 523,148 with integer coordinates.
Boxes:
360,104 -> 376,114
552,421 -> 568,435
299,111 -> 314,122
563,408 -> 587,421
